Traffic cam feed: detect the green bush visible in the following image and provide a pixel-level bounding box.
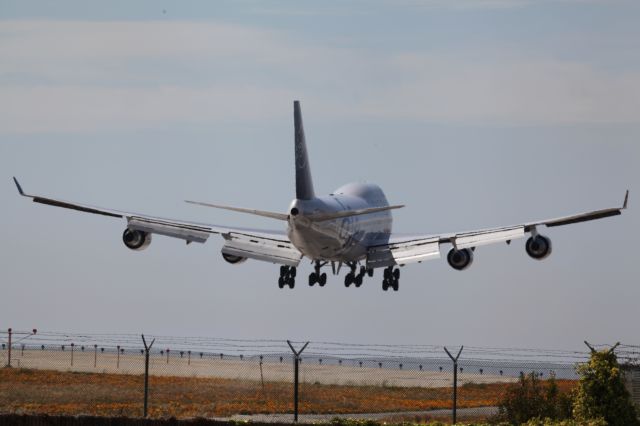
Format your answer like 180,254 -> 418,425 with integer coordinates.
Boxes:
572,348 -> 639,426
495,372 -> 573,425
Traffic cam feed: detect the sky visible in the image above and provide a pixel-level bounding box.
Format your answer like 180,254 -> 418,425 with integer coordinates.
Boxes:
1,0 -> 639,353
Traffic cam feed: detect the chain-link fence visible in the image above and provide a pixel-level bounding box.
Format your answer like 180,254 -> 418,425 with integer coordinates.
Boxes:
1,329 -> 637,423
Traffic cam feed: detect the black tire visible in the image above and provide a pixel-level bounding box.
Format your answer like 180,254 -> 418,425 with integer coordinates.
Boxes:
345,273 -> 353,287
355,275 -> 363,287
309,273 -> 317,286
288,278 -> 295,289
367,268 -> 374,278
393,268 -> 400,280
382,280 -> 389,291
290,267 -> 297,278
319,273 -> 327,286
280,266 -> 288,276
278,277 -> 285,289
392,279 -> 399,292
384,268 -> 391,280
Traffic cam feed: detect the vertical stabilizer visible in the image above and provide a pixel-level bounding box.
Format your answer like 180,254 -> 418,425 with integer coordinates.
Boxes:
294,100 -> 316,200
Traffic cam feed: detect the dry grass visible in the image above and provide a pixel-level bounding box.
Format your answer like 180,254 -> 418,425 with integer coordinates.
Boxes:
0,368 -> 578,419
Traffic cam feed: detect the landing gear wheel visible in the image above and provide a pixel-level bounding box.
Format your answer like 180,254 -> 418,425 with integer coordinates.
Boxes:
345,273 -> 354,287
289,267 -> 297,278
393,269 -> 400,280
309,273 -> 317,286
367,268 -> 374,278
382,280 -> 389,291
278,277 -> 285,289
319,273 -> 327,287
384,268 -> 391,280
287,278 -> 295,289
355,274 -> 363,287
392,279 -> 399,292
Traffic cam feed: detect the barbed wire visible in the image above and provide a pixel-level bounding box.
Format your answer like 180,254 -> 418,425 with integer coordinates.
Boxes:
2,329 -> 637,366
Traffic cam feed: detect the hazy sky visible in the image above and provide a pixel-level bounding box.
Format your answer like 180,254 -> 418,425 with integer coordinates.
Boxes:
1,0 -> 638,352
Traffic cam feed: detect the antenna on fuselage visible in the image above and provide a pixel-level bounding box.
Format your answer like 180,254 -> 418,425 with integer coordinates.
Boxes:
294,101 -> 316,200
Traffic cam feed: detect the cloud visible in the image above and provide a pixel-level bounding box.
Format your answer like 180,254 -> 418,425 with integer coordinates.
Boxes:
1,20 -> 639,133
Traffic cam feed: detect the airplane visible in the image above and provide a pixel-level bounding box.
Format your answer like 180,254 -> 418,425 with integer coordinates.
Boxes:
14,101 -> 629,292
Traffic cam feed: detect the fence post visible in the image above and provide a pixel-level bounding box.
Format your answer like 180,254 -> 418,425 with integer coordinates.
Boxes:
6,328 -> 12,368
444,346 -> 464,425
287,340 -> 309,423
142,334 -> 155,418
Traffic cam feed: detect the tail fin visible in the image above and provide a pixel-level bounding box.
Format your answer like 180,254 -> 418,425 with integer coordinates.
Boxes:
294,100 -> 315,200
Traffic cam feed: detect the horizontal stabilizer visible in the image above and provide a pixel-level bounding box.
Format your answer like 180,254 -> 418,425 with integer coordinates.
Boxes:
307,205 -> 404,222
185,200 -> 289,221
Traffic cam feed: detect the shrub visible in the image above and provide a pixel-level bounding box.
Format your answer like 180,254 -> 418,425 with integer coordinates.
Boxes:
572,347 -> 639,426
496,372 -> 572,425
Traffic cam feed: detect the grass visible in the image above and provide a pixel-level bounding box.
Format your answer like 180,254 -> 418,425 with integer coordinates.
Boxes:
0,368 -> 578,420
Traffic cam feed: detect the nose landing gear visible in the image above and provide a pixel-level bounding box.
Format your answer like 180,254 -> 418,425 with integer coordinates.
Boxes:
382,266 -> 399,292
278,266 -> 296,289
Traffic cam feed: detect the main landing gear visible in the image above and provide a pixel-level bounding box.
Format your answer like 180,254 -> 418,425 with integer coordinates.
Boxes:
309,261 -> 328,287
382,266 -> 400,292
278,266 -> 296,289
344,264 -> 372,288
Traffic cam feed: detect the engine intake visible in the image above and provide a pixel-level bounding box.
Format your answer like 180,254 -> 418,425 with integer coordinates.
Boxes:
222,253 -> 247,264
122,229 -> 152,251
526,235 -> 552,260
447,248 -> 474,271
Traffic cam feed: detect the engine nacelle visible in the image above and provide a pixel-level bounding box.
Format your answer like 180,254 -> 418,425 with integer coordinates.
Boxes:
447,248 -> 474,271
122,229 -> 152,251
526,235 -> 552,260
222,253 -> 247,264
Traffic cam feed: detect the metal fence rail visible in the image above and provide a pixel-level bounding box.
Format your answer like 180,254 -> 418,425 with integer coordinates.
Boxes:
1,328 -> 636,423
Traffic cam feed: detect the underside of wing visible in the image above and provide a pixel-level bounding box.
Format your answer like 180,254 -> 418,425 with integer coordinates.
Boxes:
13,177 -> 296,265
370,191 -> 628,269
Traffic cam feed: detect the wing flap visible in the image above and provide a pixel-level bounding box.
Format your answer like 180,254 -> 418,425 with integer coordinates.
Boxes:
367,237 -> 440,268
221,233 -> 302,266
128,217 -> 211,244
453,226 -> 525,249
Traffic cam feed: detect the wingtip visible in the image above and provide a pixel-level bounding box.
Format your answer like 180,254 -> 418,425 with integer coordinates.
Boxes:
623,189 -> 629,209
13,176 -> 25,196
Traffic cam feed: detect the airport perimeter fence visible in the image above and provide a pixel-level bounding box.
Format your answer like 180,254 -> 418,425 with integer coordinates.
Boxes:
1,329 -> 639,424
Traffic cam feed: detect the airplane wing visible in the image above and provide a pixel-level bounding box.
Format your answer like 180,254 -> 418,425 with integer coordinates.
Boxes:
367,191 -> 629,269
13,178 -> 302,267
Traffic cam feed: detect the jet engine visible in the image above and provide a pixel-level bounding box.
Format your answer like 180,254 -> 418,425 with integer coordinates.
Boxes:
222,253 -> 247,264
525,235 -> 552,260
447,248 -> 474,270
122,229 -> 152,251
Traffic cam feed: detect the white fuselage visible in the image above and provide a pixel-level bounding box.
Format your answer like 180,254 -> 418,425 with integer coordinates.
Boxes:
287,182 -> 393,262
